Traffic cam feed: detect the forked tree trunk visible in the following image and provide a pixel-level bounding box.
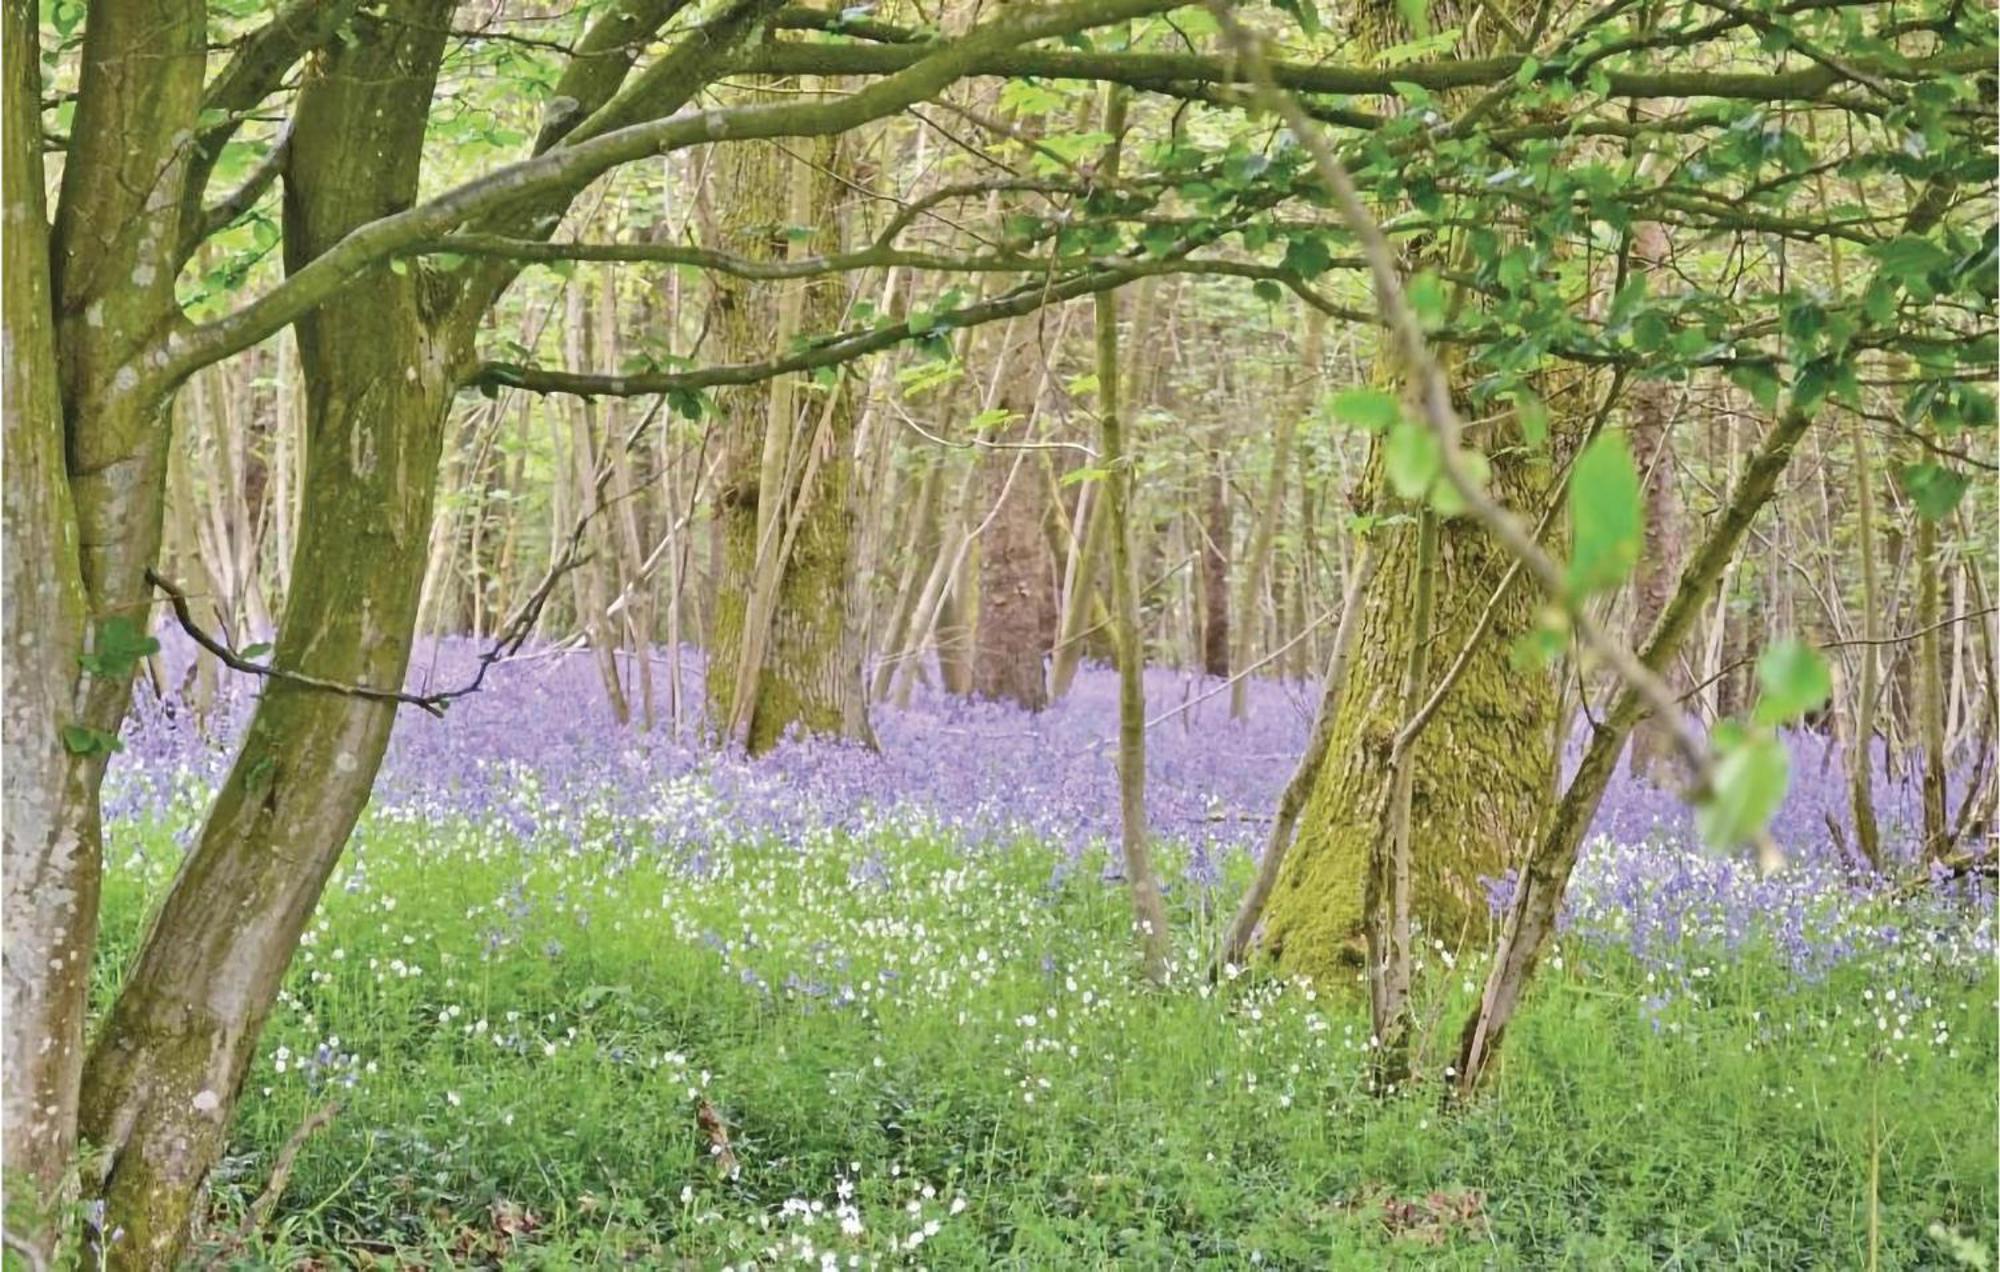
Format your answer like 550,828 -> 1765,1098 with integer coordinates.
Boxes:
77,8 -> 458,1262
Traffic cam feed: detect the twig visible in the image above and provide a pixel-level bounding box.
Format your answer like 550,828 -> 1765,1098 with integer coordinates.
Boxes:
695,1099 -> 741,1179
148,571 -> 452,717
242,1100 -> 341,1236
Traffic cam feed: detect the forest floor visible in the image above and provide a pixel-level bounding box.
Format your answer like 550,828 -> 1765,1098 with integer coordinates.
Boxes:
83,646 -> 1996,1267
95,809 -> 1994,1269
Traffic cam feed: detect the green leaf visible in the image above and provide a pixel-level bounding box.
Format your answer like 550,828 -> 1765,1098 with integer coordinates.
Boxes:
1329,387 -> 1401,433
1696,726 -> 1790,848
1384,419 -> 1441,500
1251,278 -> 1283,305
1059,465 -> 1109,487
1753,639 -> 1831,725
1429,448 -> 1489,518
240,642 -> 273,660
1872,234 -> 1953,282
60,723 -> 122,757
1566,429 -> 1643,596
1406,270 -> 1447,331
1899,462 -> 1971,520
1281,233 -> 1333,280
1512,391 -> 1549,448
1728,361 -> 1782,413
78,616 -> 160,678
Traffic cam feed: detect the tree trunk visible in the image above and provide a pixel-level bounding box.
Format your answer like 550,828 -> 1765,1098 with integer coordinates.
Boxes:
78,8 -> 458,1262
1847,410 -> 1886,867
1093,90 -> 1170,981
1232,310 -> 1319,716
1623,222 -> 1687,782
4,0 -> 206,1250
3,0 -> 96,1229
971,339 -> 1053,709
1199,451 -> 1231,680
1915,508 -> 1950,856
1262,435 -> 1557,985
703,106 -> 873,754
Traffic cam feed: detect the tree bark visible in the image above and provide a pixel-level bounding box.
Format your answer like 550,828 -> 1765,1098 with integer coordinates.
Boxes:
3,0 -> 96,1231
1623,222 -> 1687,782
1262,433 -> 1557,985
78,8 -> 459,1262
1456,405 -> 1816,1099
704,104 -> 874,754
971,329 -> 1053,710
4,0 -> 206,1250
1094,87 -> 1170,981
1232,310 -> 1319,717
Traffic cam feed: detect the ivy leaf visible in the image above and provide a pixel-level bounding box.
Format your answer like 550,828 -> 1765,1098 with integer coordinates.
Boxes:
240,642 -> 273,660
1696,724 -> 1790,848
1251,279 -> 1283,304
1329,387 -> 1401,433
1898,462 -> 1971,520
1566,430 -> 1643,596
1752,639 -> 1831,726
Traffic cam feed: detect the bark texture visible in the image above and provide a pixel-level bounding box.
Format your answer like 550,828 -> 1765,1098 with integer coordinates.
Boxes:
78,8 -> 458,1263
704,114 -> 874,754
971,330 -> 1053,710
5,0 -> 206,1250
3,0 -> 95,1229
1264,437 -> 1556,985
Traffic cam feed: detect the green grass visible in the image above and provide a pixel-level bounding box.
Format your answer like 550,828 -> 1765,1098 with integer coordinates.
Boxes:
92,812 -> 1997,1269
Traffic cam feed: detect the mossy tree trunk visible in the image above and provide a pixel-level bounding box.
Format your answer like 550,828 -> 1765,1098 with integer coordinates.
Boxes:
3,0 -> 206,1250
1263,439 -> 1557,984
77,7 -> 459,1263
704,107 -> 875,755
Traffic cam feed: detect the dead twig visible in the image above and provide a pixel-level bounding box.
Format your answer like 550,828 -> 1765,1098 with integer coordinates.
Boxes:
242,1100 -> 341,1237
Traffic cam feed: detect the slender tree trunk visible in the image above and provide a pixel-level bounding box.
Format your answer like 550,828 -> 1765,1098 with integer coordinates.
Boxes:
1232,310 -> 1319,716
1457,405 -> 1817,1098
1848,410 -> 1886,867
1623,223 -> 1687,781
1915,509 -> 1950,856
1199,446 -> 1232,679
1094,86 -> 1169,981
1049,481 -> 1111,699
78,10 -> 458,1262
